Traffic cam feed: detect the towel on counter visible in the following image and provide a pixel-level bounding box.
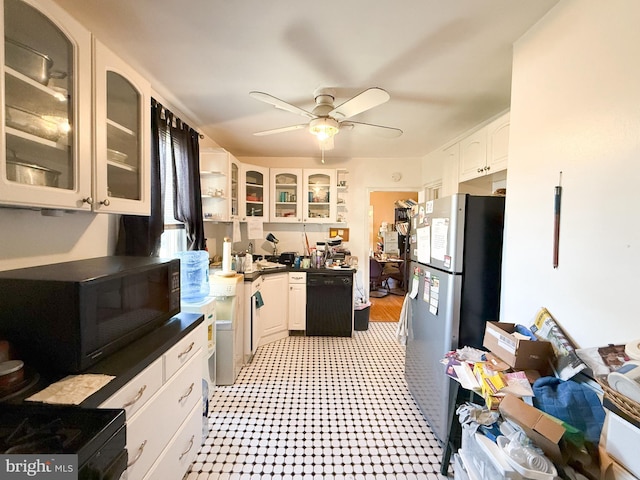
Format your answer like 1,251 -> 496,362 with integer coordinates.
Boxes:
26,374 -> 115,405
532,376 -> 605,444
396,293 -> 412,345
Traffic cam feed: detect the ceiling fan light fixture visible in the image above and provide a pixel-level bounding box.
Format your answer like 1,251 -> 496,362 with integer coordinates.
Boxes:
309,117 -> 339,141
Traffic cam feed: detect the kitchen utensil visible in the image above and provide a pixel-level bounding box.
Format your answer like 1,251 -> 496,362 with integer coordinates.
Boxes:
0,360 -> 24,387
107,148 -> 128,164
6,157 -> 61,187
5,38 -> 66,85
5,38 -> 53,84
6,105 -> 62,141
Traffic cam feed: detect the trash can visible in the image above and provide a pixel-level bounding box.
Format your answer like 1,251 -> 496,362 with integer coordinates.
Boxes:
354,302 -> 371,331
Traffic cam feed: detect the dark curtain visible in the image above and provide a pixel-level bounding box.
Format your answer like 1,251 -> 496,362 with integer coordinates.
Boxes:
115,100 -> 164,256
170,116 -> 205,250
116,99 -> 204,255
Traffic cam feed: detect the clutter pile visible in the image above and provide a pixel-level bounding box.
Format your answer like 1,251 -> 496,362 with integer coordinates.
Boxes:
444,307 -> 640,480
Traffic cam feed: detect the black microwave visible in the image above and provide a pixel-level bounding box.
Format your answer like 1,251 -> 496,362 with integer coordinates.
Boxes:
0,256 -> 180,373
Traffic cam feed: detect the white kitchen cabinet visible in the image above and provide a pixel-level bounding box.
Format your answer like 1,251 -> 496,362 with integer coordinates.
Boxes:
270,167 -> 303,223
100,322 -> 205,480
259,272 -> 289,345
458,127 -> 488,183
1,0 -> 151,215
303,169 -> 336,223
458,112 -> 509,183
1,0 -> 92,211
288,272 -> 306,330
336,169 -> 348,223
229,155 -> 240,219
93,39 -> 150,214
486,112 -> 510,174
200,147 -> 234,221
239,163 -> 269,221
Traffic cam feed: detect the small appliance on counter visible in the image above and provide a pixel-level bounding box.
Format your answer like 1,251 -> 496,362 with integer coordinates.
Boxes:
278,252 -> 297,265
0,256 -> 181,374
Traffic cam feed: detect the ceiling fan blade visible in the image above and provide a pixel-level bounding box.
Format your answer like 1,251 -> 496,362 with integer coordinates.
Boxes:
329,87 -> 390,120
249,91 -> 315,118
342,121 -> 403,138
253,124 -> 308,136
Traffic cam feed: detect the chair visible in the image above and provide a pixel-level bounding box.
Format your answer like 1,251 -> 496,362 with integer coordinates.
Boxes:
383,261 -> 405,294
369,257 -> 390,298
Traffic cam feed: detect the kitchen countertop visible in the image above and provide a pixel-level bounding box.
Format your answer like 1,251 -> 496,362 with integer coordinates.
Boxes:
3,312 -> 203,408
239,265 -> 355,281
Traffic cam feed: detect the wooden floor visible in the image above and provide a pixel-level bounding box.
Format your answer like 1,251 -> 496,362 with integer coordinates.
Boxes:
369,290 -> 404,322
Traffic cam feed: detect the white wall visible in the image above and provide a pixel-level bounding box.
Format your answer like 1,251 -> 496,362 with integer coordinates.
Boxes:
501,0 -> 640,347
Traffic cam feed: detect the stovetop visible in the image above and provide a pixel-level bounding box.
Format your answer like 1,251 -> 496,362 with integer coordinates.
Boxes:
0,403 -> 125,465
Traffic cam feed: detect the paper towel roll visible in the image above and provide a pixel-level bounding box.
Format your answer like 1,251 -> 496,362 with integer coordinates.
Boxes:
222,237 -> 232,273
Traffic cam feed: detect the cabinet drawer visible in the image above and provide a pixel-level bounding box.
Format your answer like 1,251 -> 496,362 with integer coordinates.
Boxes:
142,402 -> 202,480
164,322 -> 205,381
289,272 -> 306,284
100,356 -> 163,418
125,350 -> 203,480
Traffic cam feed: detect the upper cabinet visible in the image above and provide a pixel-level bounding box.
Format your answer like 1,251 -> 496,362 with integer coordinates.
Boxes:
0,0 -> 150,214
303,169 -> 336,224
229,155 -> 239,220
270,168 -> 302,223
200,147 -> 237,222
458,111 -> 510,183
1,0 -> 92,211
93,39 -> 150,214
239,163 -> 269,221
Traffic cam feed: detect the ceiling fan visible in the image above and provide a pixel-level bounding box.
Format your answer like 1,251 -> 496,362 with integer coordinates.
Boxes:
249,87 -> 403,150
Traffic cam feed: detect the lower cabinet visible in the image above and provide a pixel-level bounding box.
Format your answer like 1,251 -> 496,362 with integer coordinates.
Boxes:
100,322 -> 205,480
288,272 -> 306,331
259,272 -> 289,345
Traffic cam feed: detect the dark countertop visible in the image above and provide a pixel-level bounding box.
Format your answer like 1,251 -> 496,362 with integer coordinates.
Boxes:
2,312 -> 203,408
238,265 -> 356,282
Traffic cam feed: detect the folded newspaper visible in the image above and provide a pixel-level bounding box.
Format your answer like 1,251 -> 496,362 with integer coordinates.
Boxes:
530,307 -> 587,380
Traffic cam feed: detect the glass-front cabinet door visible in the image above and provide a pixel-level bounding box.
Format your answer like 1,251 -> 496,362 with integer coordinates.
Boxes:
270,168 -> 302,223
303,169 -> 336,223
239,164 -> 269,220
230,155 -> 239,219
93,39 -> 150,214
1,0 -> 92,211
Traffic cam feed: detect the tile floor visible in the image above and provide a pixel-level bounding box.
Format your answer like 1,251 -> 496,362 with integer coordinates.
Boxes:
186,322 -> 451,480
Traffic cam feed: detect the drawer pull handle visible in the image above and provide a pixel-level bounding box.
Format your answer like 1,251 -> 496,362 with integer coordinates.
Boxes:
179,435 -> 195,460
122,385 -> 147,408
178,382 -> 195,403
127,440 -> 147,467
178,341 -> 195,359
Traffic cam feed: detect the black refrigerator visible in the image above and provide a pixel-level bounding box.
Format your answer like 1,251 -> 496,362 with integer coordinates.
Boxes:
405,194 -> 505,443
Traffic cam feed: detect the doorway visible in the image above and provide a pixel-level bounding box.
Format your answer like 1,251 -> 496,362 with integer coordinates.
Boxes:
368,190 -> 418,322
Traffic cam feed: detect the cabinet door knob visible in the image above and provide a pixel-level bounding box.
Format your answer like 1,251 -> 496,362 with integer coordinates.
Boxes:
179,435 -> 195,460
100,199 -> 111,206
178,382 -> 195,403
122,384 -> 147,408
127,440 -> 147,467
82,196 -> 94,205
485,165 -> 490,171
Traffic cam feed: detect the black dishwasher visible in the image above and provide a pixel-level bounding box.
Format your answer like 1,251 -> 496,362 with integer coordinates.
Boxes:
306,271 -> 354,336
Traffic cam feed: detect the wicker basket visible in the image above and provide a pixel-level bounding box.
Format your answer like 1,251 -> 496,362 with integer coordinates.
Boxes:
597,376 -> 640,424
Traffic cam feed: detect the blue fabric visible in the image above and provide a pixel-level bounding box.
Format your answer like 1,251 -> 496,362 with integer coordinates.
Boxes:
532,377 -> 605,444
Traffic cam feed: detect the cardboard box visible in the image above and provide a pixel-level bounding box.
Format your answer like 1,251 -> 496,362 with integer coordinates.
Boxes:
498,394 -> 566,464
483,322 -> 553,373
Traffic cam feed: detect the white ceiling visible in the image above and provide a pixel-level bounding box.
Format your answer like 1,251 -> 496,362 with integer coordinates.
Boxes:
53,0 -> 558,159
